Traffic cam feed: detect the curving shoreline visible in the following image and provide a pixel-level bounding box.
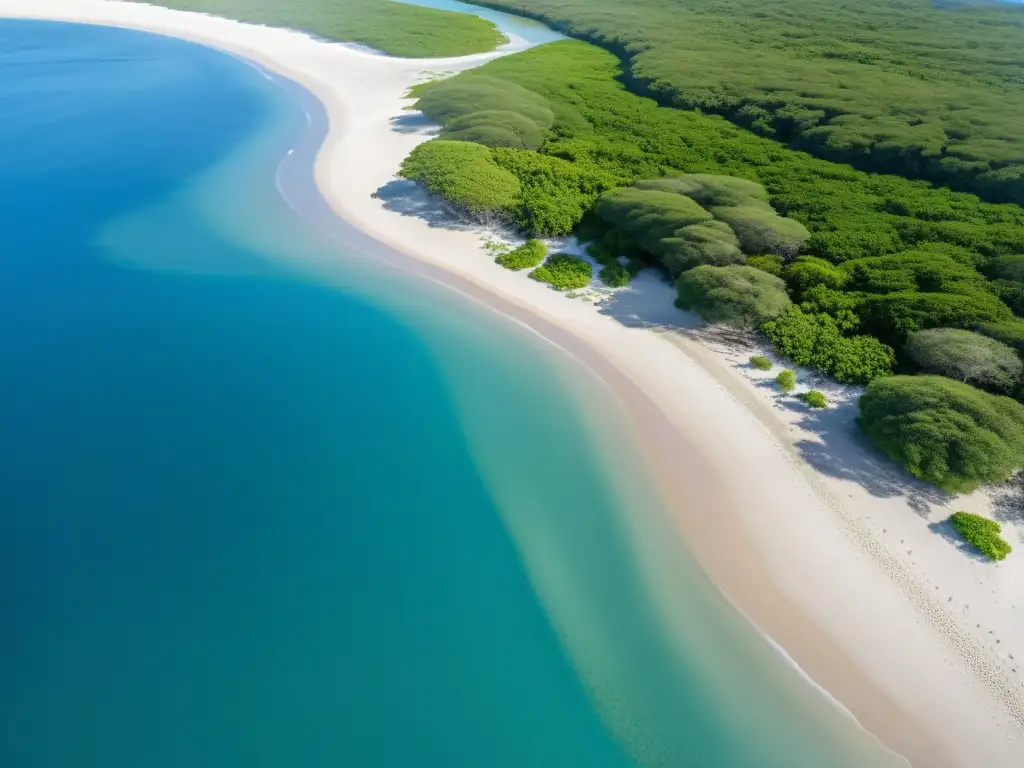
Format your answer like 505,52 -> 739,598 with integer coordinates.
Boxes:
5,2 -> 1024,765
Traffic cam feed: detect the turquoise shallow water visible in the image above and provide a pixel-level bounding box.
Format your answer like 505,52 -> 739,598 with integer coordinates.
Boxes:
0,19 -> 908,768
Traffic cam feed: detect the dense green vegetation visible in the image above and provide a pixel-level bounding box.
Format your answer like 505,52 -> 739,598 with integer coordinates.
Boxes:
858,376 -> 1024,492
800,391 -> 828,409
762,308 -> 895,384
399,140 -> 520,220
750,356 -> 773,371
949,512 -> 1012,561
477,0 -> 1024,204
905,329 -> 1022,395
595,176 -> 807,276
405,43 -> 1024,388
530,253 -> 592,290
399,138 -> 613,235
399,32 -> 1024,492
133,0 -> 506,56
675,266 -> 790,330
775,370 -> 796,394
496,238 -> 547,270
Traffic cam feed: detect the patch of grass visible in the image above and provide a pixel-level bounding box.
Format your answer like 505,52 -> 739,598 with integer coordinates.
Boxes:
496,238 -> 547,270
132,0 -> 507,57
775,369 -> 796,393
800,390 -> 828,408
949,512 -> 1012,561
750,355 -> 772,371
484,239 -> 511,256
530,253 -> 593,290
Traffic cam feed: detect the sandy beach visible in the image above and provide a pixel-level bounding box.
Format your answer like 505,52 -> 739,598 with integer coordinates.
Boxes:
4,1 -> 1024,764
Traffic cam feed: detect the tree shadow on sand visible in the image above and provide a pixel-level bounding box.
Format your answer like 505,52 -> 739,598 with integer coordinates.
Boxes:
388,112 -> 441,136
927,517 -> 992,563
373,179 -> 481,231
991,474 -> 1024,526
786,399 -> 951,516
595,272 -> 703,331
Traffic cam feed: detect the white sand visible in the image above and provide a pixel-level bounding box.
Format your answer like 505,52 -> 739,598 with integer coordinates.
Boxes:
5,2 -> 1024,764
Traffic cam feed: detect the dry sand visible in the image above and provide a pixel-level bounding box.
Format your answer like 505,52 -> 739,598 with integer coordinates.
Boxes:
5,2 -> 1024,764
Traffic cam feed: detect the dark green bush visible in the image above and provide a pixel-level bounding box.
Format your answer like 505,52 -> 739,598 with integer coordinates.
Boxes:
496,239 -> 547,270
783,256 -> 848,298
762,307 -> 894,384
858,376 -> 1024,492
750,355 -> 773,371
949,512 -> 1012,561
798,285 -> 862,331
399,140 -> 519,218
675,265 -> 791,329
747,254 -> 784,277
858,291 -> 1013,346
414,76 -> 555,150
905,328 -> 1022,395
530,253 -> 593,290
599,263 -> 631,287
597,175 -> 807,276
597,185 -> 742,277
492,148 -> 614,235
987,254 -> 1024,283
776,369 -> 796,393
842,251 -> 988,296
800,390 -> 828,408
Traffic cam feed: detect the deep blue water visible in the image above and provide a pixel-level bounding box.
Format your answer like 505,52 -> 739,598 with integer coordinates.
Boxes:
0,19 -> 906,768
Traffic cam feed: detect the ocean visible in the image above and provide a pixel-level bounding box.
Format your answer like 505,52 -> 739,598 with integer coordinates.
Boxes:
0,18 -> 906,767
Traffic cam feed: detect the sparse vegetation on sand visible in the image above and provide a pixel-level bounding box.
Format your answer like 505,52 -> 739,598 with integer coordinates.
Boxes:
949,512 -> 1012,561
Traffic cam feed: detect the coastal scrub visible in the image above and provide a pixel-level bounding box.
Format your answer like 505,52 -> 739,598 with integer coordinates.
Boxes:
858,376 -> 1024,492
529,253 -> 592,290
496,239 -> 547,270
949,512 -> 1012,561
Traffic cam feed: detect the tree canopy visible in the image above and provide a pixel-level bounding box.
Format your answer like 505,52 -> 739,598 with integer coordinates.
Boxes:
762,307 -> 894,384
904,329 -> 1022,395
405,39 -> 1024,379
399,140 -> 520,220
477,0 -> 1024,204
596,175 -> 806,276
858,376 -> 1024,492
675,265 -> 791,329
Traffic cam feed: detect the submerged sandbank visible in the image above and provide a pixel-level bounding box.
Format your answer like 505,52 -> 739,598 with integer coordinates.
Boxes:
3,1 -> 1024,765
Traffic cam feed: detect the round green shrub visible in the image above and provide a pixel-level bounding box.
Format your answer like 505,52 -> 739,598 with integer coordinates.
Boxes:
776,369 -> 796,393
858,375 -> 1024,492
496,239 -> 547,270
675,265 -> 791,329
599,263 -> 631,287
800,390 -> 828,408
750,355 -> 773,370
783,256 -> 848,297
949,512 -> 1012,561
529,253 -> 593,291
399,139 -> 519,218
